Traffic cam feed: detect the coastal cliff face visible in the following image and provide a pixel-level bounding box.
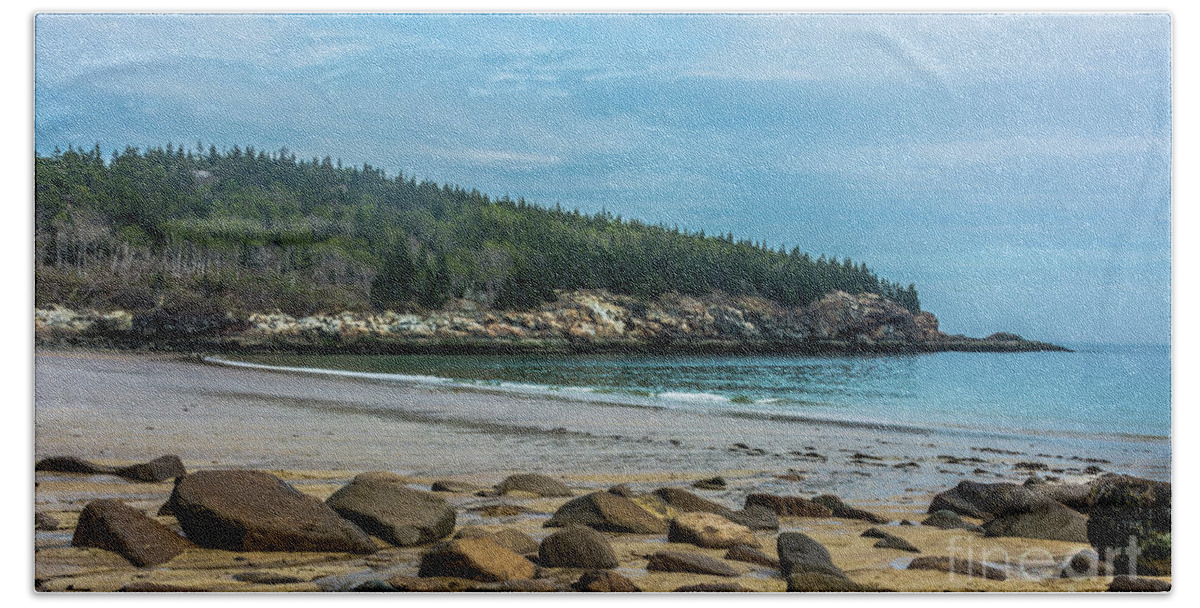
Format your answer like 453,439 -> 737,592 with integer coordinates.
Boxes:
34,290 -> 1065,354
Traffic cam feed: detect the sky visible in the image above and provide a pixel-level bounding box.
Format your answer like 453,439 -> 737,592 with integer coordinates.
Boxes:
32,13 -> 1171,344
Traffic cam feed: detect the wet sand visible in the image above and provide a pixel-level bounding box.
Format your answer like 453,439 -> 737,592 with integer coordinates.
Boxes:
34,349 -> 1171,592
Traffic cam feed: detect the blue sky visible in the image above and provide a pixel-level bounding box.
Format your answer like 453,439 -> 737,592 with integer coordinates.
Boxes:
33,13 -> 1171,343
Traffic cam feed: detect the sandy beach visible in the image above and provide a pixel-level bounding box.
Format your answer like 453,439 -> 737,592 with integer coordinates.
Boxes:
34,349 -> 1171,592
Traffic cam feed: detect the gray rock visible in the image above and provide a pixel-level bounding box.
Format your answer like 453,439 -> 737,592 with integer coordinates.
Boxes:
326,472 -> 455,546
745,494 -> 833,517
1086,474 -> 1171,576
571,570 -> 641,592
906,556 -> 1006,580
692,476 -> 727,490
776,532 -> 846,579
431,480 -> 482,493
725,505 -> 780,531
115,455 -> 187,482
872,533 -> 920,553
921,510 -> 981,531
787,573 -> 881,592
928,481 -> 1039,519
35,512 -> 59,531
654,487 -> 732,514
1059,549 -> 1101,578
538,525 -> 618,569
982,499 -> 1088,543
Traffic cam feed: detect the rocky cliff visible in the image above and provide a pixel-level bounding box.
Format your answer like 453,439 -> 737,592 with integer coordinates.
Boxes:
34,290 -> 1068,354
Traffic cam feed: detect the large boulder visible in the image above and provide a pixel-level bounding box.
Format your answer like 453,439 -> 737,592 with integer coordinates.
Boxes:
928,481 -> 1039,519
745,493 -> 833,517
668,512 -> 758,549
982,499 -> 1089,543
1085,474 -> 1171,576
545,491 -> 666,534
418,537 -> 536,582
776,532 -> 846,579
71,499 -> 192,567
645,551 -> 738,577
812,494 -> 889,523
164,470 -> 376,554
538,525 -> 619,569
325,472 -> 455,546
495,473 -> 573,497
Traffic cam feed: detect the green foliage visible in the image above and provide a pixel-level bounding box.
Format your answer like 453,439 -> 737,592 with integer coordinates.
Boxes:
34,144 -> 921,314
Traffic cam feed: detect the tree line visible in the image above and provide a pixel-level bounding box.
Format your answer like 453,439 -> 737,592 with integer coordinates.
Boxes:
34,144 -> 921,316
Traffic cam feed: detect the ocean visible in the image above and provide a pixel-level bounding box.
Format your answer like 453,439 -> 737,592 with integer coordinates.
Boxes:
228,343 -> 1170,443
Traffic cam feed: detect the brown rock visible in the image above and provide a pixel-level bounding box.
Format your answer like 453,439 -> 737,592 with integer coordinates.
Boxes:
744,493 -> 833,517
35,455 -> 116,475
470,579 -> 560,592
165,469 -> 376,554
787,573 -> 883,592
115,455 -> 187,482
546,491 -> 667,534
35,512 -> 59,531
645,551 -> 739,577
724,543 -> 780,568
654,487 -> 732,515
119,582 -> 209,592
325,473 -> 455,546
572,570 -> 641,592
495,473 -> 573,497
384,575 -> 479,592
811,494 -> 889,524
71,499 -> 192,567
418,536 -> 536,582
431,480 -> 481,493
668,512 -> 758,549
907,556 -> 1007,581
453,526 -> 540,555
539,525 -> 619,569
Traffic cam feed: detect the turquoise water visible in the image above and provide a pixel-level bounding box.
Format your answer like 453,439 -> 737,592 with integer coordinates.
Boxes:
233,343 -> 1170,441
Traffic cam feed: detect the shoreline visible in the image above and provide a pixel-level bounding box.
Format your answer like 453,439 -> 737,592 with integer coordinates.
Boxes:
33,349 -> 1171,592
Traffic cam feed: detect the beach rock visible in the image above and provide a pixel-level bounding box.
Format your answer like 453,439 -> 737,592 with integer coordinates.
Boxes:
776,532 -> 846,579
35,455 -> 116,475
1086,474 -> 1171,576
982,499 -> 1088,543
928,481 -> 1038,519
231,571 -> 307,584
114,455 -> 187,482
725,505 -> 780,531
495,473 -> 573,497
418,537 -> 536,582
787,573 -> 880,592
571,570 -> 641,592
1028,480 -> 1093,512
545,491 -> 667,534
861,527 -> 888,539
675,582 -> 749,592
645,551 -> 739,577
921,510 -> 982,531
71,499 -> 192,567
906,556 -> 1007,581
538,525 -> 619,569
453,527 -> 540,556
165,469 -> 376,554
1060,549 -> 1101,578
668,512 -> 759,549
873,533 -> 920,553
654,487 -> 733,515
724,543 -> 780,568
1107,575 -> 1171,592
692,476 -> 727,490
431,480 -> 482,493
812,494 -> 889,523
35,512 -> 59,531
325,472 -> 456,546
745,493 -> 833,518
